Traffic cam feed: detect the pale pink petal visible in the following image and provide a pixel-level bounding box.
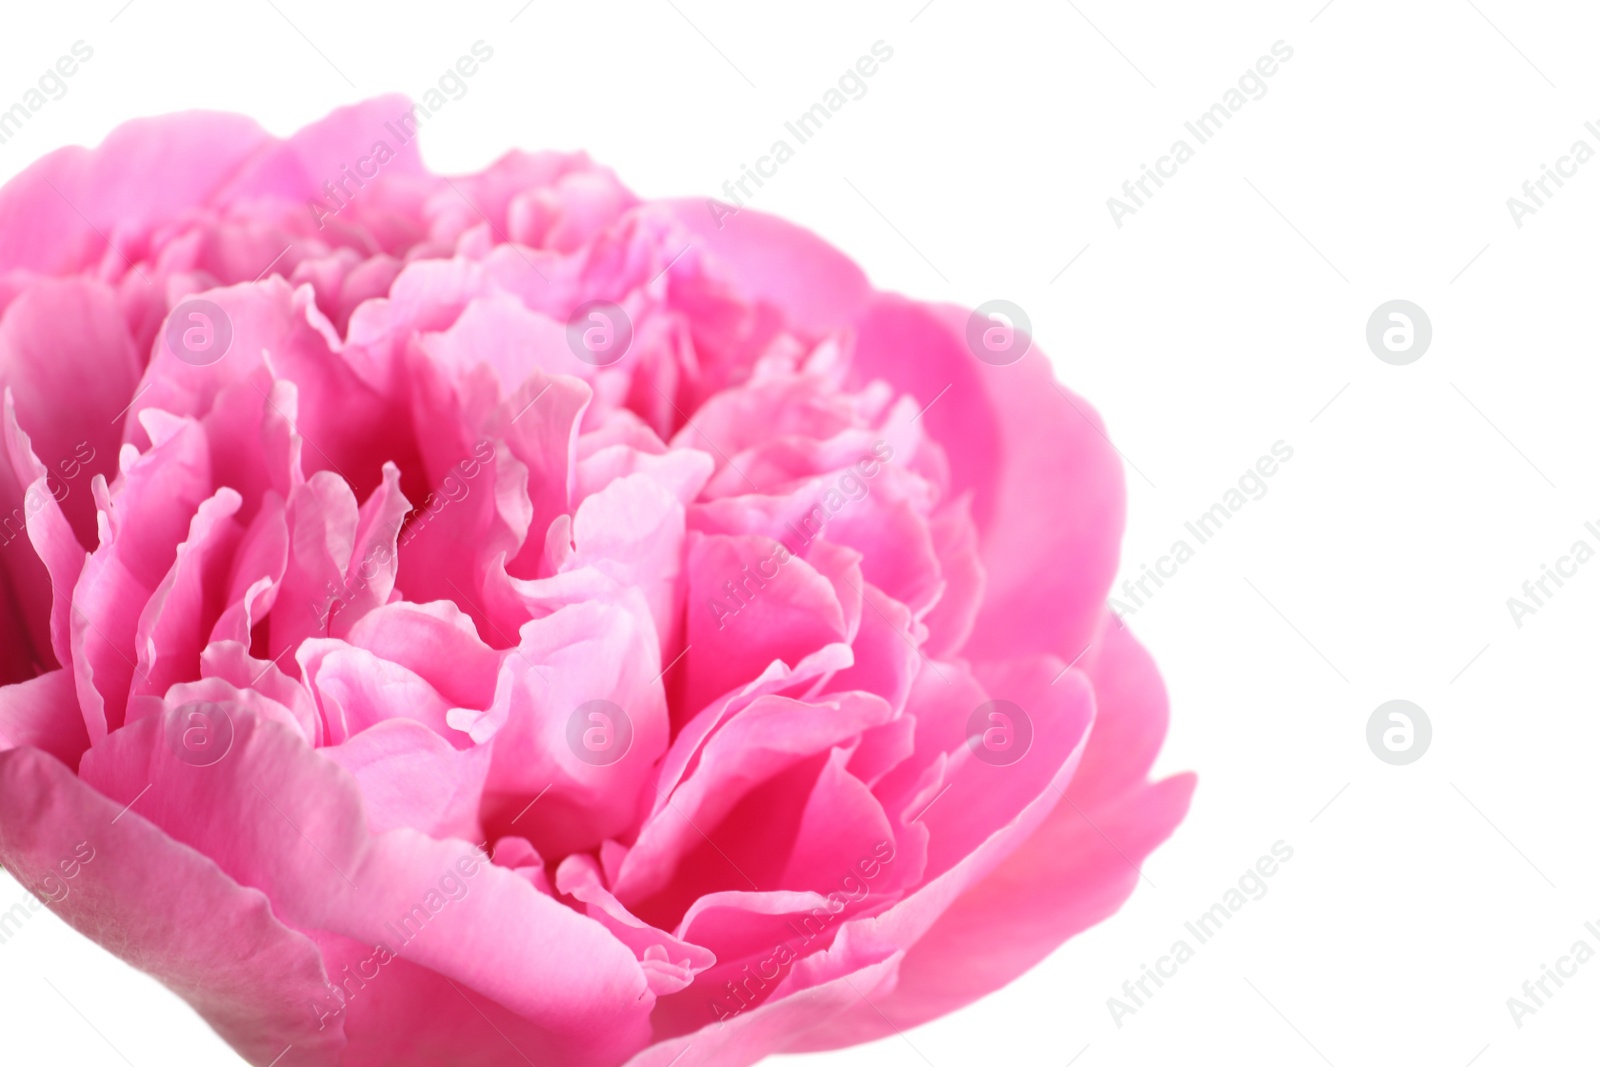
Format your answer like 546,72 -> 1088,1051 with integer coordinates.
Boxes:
298,639 -> 460,745
343,600 -> 501,710
462,597 -> 668,856
322,717 -> 490,839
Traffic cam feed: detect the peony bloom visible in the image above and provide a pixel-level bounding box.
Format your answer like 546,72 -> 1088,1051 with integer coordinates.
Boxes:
0,97 -> 1192,1066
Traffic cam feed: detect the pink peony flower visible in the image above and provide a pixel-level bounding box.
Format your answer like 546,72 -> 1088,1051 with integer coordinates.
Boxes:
0,97 -> 1193,1067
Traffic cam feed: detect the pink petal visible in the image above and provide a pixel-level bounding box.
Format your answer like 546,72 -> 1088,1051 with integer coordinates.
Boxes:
78,702 -> 656,1064
328,461 -> 411,638
342,600 -> 501,710
0,745 -> 346,1065
663,199 -> 872,337
680,531 -> 850,714
0,391 -> 81,677
464,598 -> 669,857
852,297 -> 1124,664
0,278 -> 138,546
0,669 -> 87,764
613,690 -> 894,908
209,491 -> 289,647
298,640 -> 459,745
131,488 -> 243,702
0,111 -> 270,275
791,625 -> 1193,1047
271,470 -> 358,657
554,853 -> 716,996
658,204 -> 1127,667
73,416 -> 213,738
321,717 -> 490,839
216,95 -> 427,208
623,951 -> 904,1067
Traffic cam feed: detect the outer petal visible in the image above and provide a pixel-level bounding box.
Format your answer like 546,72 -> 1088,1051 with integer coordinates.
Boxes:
216,95 -> 425,207
1068,615 -> 1184,804
793,774 -> 1193,1050
301,939 -> 620,1067
664,199 -> 871,337
0,746 -> 346,1066
0,112 -> 269,275
78,704 -> 655,1065
788,623 -> 1194,1048
851,297 -> 1124,663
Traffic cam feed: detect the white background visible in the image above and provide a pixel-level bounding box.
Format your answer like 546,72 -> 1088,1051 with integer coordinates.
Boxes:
1,1 -> 1596,1064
